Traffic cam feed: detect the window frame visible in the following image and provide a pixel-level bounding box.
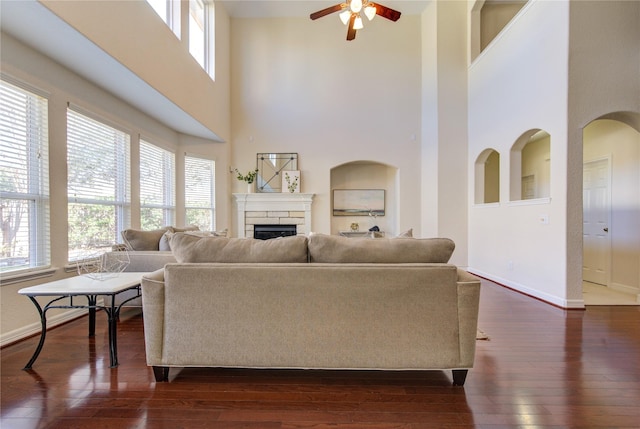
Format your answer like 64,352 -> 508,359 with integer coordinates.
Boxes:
0,76 -> 51,276
66,105 -> 131,262
189,0 -> 215,78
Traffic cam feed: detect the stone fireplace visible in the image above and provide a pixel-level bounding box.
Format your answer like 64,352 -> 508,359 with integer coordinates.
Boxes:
233,193 -> 314,238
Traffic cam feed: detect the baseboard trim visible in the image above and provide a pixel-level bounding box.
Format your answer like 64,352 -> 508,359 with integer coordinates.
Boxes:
468,268 -> 585,309
0,308 -> 86,348
610,282 -> 640,296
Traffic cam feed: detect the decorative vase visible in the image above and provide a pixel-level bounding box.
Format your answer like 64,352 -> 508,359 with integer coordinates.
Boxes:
247,182 -> 254,193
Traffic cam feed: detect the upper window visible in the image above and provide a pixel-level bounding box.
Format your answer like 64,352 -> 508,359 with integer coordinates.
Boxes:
189,0 -> 215,78
140,140 -> 176,229
67,107 -> 131,261
0,78 -> 50,274
184,154 -> 215,230
146,0 -> 181,38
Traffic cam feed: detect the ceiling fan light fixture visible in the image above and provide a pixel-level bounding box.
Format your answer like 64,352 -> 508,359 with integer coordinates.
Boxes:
353,15 -> 364,30
364,4 -> 376,20
350,0 -> 363,13
339,9 -> 351,25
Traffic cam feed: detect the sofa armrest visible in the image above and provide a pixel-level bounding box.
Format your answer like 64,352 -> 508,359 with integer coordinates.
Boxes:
141,269 -> 166,365
456,269 -> 481,367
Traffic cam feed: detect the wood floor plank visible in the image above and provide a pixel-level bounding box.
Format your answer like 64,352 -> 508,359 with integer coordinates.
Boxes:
2,280 -> 640,428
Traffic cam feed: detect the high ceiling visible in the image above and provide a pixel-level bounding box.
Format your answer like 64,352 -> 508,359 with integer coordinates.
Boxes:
218,1 -> 430,18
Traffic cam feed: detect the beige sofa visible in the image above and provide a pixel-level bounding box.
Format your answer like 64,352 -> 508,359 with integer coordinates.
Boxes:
104,226 -> 225,306
141,233 -> 481,386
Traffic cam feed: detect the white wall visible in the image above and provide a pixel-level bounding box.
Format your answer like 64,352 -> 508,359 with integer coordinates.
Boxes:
229,14 -> 423,237
468,1 -> 572,306
468,0 -> 640,307
421,0 -> 470,267
566,0 -> 640,303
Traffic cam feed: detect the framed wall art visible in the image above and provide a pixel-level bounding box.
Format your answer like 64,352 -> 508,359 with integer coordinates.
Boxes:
256,153 -> 298,192
332,189 -> 385,216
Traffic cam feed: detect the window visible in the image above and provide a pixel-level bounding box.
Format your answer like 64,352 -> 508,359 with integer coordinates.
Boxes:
140,140 -> 175,229
67,107 -> 130,261
146,0 -> 180,38
189,0 -> 214,77
184,155 -> 215,230
0,78 -> 50,273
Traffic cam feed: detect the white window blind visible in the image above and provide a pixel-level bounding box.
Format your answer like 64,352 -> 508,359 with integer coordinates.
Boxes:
140,140 -> 175,229
67,107 -> 130,261
0,78 -> 50,273
184,155 -> 215,230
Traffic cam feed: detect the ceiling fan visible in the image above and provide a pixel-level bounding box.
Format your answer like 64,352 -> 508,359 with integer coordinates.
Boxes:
310,0 -> 401,41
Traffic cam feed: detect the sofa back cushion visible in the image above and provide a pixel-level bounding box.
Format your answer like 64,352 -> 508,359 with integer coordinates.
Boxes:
308,233 -> 455,263
169,233 -> 309,263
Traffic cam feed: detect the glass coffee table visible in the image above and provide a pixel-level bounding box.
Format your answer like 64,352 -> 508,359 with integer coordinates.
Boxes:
18,272 -> 150,370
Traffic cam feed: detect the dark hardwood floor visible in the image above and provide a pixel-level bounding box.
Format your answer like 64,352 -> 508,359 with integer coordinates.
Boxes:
2,279 -> 639,428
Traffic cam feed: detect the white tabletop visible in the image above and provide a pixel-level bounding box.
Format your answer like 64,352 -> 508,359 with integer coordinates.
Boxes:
18,272 -> 150,296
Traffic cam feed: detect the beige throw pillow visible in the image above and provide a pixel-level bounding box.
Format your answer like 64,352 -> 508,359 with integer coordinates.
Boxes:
122,227 -> 170,251
308,233 -> 455,263
169,233 -> 309,263
158,225 -> 200,251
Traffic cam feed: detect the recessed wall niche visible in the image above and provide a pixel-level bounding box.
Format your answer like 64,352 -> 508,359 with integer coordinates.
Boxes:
474,148 -> 500,204
510,129 -> 551,201
330,161 -> 397,236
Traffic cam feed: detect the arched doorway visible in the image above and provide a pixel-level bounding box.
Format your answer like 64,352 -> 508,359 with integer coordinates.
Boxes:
582,113 -> 640,305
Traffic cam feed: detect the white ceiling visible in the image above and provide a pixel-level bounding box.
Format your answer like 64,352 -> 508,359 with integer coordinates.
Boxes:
218,1 -> 430,18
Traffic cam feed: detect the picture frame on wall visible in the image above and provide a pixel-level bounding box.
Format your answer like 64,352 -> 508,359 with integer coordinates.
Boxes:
332,189 -> 385,216
282,170 -> 300,193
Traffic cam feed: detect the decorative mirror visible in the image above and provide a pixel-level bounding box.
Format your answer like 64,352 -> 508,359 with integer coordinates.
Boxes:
256,153 -> 298,192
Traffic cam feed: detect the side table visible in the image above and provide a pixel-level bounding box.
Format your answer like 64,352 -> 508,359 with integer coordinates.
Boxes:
18,272 -> 150,370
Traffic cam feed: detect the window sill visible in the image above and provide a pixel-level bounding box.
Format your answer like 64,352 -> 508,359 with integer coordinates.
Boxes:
0,267 -> 57,286
508,197 -> 552,206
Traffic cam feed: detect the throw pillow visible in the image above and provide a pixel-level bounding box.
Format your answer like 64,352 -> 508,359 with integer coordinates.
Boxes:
396,228 -> 413,238
121,227 -> 170,251
158,225 -> 200,251
169,233 -> 309,263
308,233 -> 455,263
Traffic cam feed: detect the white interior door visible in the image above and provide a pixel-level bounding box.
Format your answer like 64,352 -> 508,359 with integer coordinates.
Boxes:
583,158 -> 611,285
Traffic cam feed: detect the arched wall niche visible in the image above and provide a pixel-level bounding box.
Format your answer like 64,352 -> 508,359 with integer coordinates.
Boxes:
510,128 -> 551,201
474,148 -> 500,204
469,0 -> 528,62
329,161 -> 398,236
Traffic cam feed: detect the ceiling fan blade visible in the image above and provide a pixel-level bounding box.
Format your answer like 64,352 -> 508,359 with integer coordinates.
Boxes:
374,3 -> 401,21
310,3 -> 344,20
346,14 -> 357,40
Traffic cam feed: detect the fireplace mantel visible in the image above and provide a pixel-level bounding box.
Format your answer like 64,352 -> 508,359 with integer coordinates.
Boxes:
233,193 -> 314,238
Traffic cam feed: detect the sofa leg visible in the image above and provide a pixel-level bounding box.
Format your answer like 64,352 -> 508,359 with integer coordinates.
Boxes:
452,369 -> 468,386
153,366 -> 169,382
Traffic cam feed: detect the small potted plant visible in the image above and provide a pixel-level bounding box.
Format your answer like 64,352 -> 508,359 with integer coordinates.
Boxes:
235,168 -> 258,193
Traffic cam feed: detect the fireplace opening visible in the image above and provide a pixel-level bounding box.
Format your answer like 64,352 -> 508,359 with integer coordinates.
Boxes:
253,224 -> 297,240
